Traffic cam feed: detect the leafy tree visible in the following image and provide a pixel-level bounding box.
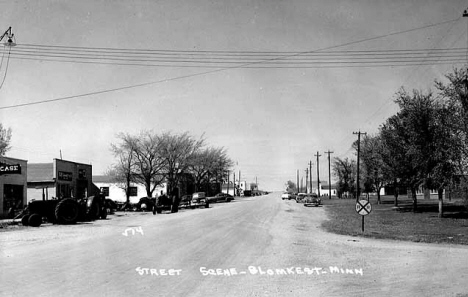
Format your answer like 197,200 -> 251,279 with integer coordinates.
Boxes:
435,68 -> 468,156
0,124 -> 12,156
434,69 -> 468,214
380,88 -> 463,215
332,157 -> 356,199
353,135 -> 386,204
380,89 -> 433,212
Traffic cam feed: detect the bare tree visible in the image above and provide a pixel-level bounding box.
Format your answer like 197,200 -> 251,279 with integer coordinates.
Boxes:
110,133 -> 137,204
188,146 -> 231,192
159,132 -> 205,195
130,131 -> 167,198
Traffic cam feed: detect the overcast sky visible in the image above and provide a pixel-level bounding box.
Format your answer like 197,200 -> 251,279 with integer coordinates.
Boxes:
0,0 -> 467,191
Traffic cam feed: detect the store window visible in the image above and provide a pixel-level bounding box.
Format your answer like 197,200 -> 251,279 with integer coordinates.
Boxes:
58,184 -> 72,198
78,169 -> 87,179
129,187 -> 138,197
3,184 -> 23,211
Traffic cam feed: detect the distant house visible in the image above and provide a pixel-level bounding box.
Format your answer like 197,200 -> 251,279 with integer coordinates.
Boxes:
308,181 -> 338,197
92,175 -> 166,203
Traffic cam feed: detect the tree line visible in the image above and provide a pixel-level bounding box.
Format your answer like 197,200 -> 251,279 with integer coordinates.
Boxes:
109,131 -> 234,203
332,68 -> 468,217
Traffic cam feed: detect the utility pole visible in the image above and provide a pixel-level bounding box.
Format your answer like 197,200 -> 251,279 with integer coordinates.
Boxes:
227,170 -> 230,196
233,172 -> 236,196
305,168 -> 309,193
309,160 -> 313,194
315,152 -> 322,197
238,170 -> 241,196
0,27 -> 15,46
324,150 -> 334,199
297,170 -> 299,193
353,131 -> 367,201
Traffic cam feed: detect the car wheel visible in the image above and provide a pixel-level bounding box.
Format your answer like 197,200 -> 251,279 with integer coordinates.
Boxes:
21,215 -> 30,226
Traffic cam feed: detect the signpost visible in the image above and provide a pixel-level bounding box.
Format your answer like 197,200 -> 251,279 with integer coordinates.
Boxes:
355,199 -> 372,232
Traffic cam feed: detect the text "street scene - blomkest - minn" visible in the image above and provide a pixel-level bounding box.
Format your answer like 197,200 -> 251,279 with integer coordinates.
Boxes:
135,266 -> 363,277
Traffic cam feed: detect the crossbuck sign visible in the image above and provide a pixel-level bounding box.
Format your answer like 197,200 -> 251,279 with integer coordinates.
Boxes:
355,200 -> 372,216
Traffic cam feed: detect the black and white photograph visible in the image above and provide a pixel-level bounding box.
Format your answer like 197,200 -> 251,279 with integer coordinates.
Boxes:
1,1 -> 468,296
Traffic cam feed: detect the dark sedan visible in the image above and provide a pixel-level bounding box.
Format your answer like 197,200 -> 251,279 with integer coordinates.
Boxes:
209,193 -> 234,203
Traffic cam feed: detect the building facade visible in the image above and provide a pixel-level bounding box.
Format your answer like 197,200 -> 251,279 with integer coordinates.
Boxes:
27,159 -> 93,202
0,156 -> 28,217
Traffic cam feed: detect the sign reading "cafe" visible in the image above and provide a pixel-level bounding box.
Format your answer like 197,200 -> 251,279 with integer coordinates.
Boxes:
0,163 -> 21,175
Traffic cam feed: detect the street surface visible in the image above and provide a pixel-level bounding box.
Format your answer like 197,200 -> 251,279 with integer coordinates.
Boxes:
1,192 -> 468,297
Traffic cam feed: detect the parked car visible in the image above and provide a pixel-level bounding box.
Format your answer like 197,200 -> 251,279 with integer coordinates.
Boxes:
303,193 -> 321,207
179,195 -> 192,208
138,197 -> 155,211
191,192 -> 209,208
209,193 -> 233,203
295,193 -> 307,203
281,192 -> 293,200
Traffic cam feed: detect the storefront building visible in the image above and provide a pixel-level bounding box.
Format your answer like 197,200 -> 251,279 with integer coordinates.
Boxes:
27,159 -> 92,202
0,156 -> 28,217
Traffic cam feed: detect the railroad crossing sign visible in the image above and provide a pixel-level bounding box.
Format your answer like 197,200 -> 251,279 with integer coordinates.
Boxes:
355,200 -> 372,216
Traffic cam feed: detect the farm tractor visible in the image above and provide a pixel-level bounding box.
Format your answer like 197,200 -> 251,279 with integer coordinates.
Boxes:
20,195 -> 108,227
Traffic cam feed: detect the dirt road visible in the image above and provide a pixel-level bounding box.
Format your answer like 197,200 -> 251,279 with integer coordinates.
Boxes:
1,193 -> 467,296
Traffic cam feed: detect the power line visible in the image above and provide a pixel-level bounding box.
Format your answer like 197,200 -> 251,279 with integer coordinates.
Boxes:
8,44 -> 468,65
8,55 -> 467,69
0,17 -> 460,110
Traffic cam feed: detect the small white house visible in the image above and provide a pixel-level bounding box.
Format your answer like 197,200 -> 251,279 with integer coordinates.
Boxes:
93,175 -> 166,203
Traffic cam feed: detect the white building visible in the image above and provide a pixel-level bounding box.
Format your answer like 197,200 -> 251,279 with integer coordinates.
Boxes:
93,175 -> 166,203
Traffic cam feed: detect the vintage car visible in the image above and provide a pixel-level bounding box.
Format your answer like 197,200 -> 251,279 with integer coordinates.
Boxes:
209,193 -> 234,203
303,193 -> 321,207
295,193 -> 307,203
179,195 -> 192,208
191,192 -> 209,209
281,192 -> 293,200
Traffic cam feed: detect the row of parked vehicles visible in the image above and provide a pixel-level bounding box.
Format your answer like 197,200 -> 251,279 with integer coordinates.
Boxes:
137,192 -> 235,214
281,192 -> 322,207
